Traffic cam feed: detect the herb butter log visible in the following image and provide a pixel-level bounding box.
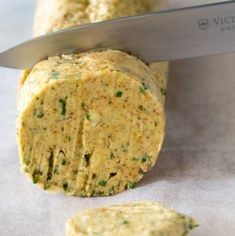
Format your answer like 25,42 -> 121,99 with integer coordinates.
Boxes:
33,0 -> 168,97
66,201 -> 198,236
17,0 -> 167,196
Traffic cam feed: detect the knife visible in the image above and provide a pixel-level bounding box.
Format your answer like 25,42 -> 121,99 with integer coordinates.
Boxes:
1,0 -> 235,69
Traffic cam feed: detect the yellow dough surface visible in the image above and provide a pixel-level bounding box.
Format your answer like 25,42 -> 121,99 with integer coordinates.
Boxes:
17,0 -> 168,195
33,0 -> 168,98
17,50 -> 165,196
66,201 -> 198,236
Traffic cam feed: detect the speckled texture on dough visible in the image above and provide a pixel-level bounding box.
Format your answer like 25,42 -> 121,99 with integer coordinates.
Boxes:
17,50 -> 165,196
66,201 -> 198,236
34,0 -> 151,36
17,0 -> 168,196
34,0 -> 89,36
33,0 -> 169,99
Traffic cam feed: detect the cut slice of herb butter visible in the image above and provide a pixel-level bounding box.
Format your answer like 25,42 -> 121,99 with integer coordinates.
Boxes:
65,201 -> 198,236
17,50 -> 165,196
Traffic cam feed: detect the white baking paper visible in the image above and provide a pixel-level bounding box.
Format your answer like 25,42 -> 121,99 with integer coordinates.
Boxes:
0,1 -> 234,235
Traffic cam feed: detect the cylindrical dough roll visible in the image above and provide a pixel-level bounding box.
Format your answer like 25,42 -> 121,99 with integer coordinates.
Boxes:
17,50 -> 165,196
17,0 -> 168,196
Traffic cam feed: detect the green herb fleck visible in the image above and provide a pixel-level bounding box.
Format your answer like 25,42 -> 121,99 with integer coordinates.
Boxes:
34,109 -> 44,118
141,153 -> 150,163
110,152 -> 115,160
140,82 -> 149,93
61,159 -> 67,166
122,220 -> 129,225
98,180 -> 107,187
32,169 -> 40,184
63,182 -> 68,191
190,223 -> 199,229
53,166 -> 58,174
59,98 -> 67,115
22,158 -> 30,165
116,91 -> 123,97
32,174 -> 39,184
51,70 -> 60,79
128,181 -> 136,189
85,112 -> 91,120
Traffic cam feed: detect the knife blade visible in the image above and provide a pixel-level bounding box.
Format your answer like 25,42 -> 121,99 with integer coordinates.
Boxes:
1,1 -> 235,69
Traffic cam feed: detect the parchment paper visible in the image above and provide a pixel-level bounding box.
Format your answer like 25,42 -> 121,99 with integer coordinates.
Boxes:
0,1 -> 234,235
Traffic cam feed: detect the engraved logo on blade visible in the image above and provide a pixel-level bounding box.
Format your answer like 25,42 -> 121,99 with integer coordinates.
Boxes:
198,19 -> 210,30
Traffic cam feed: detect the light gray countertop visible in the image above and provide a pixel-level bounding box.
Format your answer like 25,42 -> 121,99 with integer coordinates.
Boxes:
0,1 -> 234,236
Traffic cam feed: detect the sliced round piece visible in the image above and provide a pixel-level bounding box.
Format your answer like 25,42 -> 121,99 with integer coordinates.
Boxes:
17,50 -> 165,196
66,201 -> 198,236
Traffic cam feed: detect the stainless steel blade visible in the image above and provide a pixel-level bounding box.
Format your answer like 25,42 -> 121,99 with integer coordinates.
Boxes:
1,1 -> 235,69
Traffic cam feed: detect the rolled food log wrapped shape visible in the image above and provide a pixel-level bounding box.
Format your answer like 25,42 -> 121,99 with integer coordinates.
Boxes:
17,0 -> 168,196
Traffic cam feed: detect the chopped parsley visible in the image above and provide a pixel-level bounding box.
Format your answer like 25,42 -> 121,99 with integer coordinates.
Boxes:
61,159 -> 67,165
85,112 -> 91,120
53,166 -> 58,174
59,98 -> 67,115
34,109 -> 44,118
32,174 -> 39,184
140,82 -> 149,94
110,152 -> 115,160
63,182 -> 68,191
141,153 -> 150,163
116,91 -> 123,97
128,181 -> 136,189
32,169 -> 40,184
122,220 -> 129,224
98,180 -> 107,187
